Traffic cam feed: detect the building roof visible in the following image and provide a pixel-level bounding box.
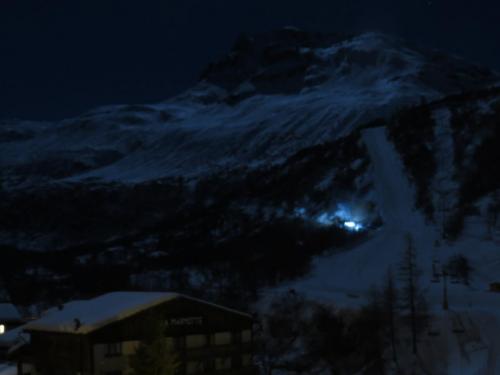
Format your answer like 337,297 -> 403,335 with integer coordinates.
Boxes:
0,363 -> 17,375
24,292 -> 177,334
0,303 -> 22,322
0,324 -> 29,348
23,291 -> 251,334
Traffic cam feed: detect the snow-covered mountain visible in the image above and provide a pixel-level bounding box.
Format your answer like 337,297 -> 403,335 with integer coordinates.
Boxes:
1,28 -> 499,254
3,28 -> 500,373
1,31 -> 495,188
0,28 -> 498,258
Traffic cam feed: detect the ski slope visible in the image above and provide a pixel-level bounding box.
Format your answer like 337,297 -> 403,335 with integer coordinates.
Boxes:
272,126 -> 437,302
267,126 -> 500,373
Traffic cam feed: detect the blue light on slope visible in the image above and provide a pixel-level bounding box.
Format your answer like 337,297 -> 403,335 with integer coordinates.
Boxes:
293,204 -> 365,232
314,203 -> 365,232
343,221 -> 363,231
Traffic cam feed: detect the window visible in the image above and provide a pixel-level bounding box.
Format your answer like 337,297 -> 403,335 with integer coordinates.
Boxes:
105,342 -> 122,357
204,359 -> 215,371
241,329 -> 252,343
173,336 -> 185,350
186,334 -> 207,349
242,354 -> 252,367
212,332 -> 232,346
165,337 -> 175,349
215,357 -> 232,370
186,361 -> 204,375
0,324 -> 5,335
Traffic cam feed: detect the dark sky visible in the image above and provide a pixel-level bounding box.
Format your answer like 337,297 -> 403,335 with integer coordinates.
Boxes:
1,0 -> 500,121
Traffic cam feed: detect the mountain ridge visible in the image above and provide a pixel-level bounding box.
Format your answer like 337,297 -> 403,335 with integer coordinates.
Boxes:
1,30 -> 497,190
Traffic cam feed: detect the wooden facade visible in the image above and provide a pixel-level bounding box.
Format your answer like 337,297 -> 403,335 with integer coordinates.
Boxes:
17,295 -> 255,375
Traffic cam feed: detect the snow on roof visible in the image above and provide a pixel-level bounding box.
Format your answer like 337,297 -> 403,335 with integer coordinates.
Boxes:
0,364 -> 16,375
23,292 -> 251,334
182,295 -> 253,320
0,324 -> 29,347
24,292 -> 178,334
0,304 -> 22,322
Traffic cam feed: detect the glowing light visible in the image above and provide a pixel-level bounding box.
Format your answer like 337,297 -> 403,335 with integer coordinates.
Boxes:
343,221 -> 363,231
294,202 -> 366,232
0,324 -> 5,335
344,221 -> 356,228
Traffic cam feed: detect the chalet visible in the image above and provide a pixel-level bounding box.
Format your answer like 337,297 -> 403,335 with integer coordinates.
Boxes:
12,292 -> 255,375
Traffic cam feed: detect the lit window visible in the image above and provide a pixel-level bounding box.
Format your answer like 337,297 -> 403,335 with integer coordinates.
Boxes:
212,332 -> 232,346
165,337 -> 175,349
186,361 -> 204,374
186,334 -> 207,349
0,324 -> 5,335
242,354 -> 252,367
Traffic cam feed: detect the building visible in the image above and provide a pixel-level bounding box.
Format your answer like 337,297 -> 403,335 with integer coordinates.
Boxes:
13,292 -> 255,375
0,304 -> 23,336
0,303 -> 24,367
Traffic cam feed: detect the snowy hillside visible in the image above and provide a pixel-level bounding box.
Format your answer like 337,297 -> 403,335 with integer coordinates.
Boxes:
269,107 -> 500,373
1,31 -> 495,188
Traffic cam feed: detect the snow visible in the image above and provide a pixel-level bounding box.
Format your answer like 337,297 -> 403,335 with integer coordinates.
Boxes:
261,126 -> 433,304
23,292 -> 178,334
0,33 -> 446,188
262,126 -> 500,372
23,291 -> 251,334
0,325 -> 28,348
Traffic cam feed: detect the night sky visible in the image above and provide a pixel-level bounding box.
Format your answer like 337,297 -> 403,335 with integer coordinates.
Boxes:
1,0 -> 499,121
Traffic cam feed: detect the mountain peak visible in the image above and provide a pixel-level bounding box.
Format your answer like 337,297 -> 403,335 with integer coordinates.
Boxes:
199,29 -> 496,104
0,30 -> 497,190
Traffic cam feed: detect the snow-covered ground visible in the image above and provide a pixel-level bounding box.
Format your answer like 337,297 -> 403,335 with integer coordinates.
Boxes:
265,126 -> 500,373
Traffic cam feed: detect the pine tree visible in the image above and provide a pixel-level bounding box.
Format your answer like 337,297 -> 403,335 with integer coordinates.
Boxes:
399,234 -> 427,355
